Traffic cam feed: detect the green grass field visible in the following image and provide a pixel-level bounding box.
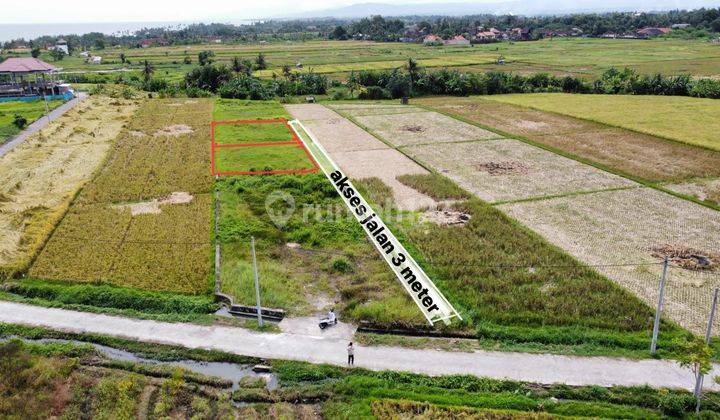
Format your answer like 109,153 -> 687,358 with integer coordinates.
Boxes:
36,37 -> 720,83
215,144 -> 315,173
0,99 -> 63,143
484,93 -> 720,151
213,99 -> 290,120
213,122 -> 294,145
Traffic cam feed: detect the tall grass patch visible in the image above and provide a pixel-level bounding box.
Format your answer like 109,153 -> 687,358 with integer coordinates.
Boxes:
217,174 -> 420,322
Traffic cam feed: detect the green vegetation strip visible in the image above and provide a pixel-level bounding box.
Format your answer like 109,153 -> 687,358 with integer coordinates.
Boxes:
0,99 -> 63,143
3,324 -> 718,419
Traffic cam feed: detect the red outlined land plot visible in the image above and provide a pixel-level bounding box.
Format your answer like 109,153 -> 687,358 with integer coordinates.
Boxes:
211,118 -> 320,176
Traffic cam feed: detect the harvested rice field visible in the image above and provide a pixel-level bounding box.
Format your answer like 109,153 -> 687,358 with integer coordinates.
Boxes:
329,103 -> 426,117
418,96 -> 720,183
405,139 -> 634,203
0,97 -> 138,278
29,99 -> 214,294
348,110 -> 502,147
484,93 -> 720,152
665,178 -> 720,206
286,104 -> 436,210
498,187 -> 720,334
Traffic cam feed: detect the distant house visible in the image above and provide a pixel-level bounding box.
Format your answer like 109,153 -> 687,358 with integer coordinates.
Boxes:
402,25 -> 422,42
90,56 -> 102,64
476,31 -> 499,41
423,34 -> 443,45
671,23 -> 691,29
53,38 -> 69,55
79,51 -> 90,57
139,38 -> 169,48
207,36 -> 223,44
445,35 -> 470,46
636,27 -> 671,38
510,28 -> 531,41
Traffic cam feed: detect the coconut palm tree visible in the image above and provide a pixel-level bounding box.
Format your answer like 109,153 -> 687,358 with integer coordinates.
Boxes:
141,60 -> 155,84
405,58 -> 421,95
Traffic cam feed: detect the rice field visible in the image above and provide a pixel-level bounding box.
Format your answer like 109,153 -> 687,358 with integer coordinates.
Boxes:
405,139 -> 635,203
0,97 -> 137,278
30,98 -> 214,294
286,104 -> 436,210
498,187 -> 720,335
53,38 -> 720,82
418,96 -> 720,183
348,110 -> 502,147
0,99 -> 64,143
665,178 -> 720,205
483,93 -> 720,152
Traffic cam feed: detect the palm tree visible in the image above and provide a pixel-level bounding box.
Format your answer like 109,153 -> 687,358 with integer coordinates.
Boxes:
141,60 -> 155,84
231,57 -> 243,73
405,58 -> 421,95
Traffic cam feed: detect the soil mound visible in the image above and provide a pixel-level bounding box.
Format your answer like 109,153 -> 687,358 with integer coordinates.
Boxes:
650,244 -> 719,271
475,161 -> 530,176
117,192 -> 194,216
401,125 -> 425,133
422,210 -> 471,226
154,125 -> 193,137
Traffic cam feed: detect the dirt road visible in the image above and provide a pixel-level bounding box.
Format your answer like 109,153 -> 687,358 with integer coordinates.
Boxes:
0,301 -> 717,391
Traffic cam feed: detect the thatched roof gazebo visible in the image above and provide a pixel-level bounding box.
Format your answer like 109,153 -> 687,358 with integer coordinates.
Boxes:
0,57 -> 71,99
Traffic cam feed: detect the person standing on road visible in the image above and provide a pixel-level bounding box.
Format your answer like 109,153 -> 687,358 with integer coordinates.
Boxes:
347,342 -> 354,365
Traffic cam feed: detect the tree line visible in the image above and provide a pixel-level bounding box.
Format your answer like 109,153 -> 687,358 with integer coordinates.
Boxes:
348,61 -> 720,99
3,8 -> 719,51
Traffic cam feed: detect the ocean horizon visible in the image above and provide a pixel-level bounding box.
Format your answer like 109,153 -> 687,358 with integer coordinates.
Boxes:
0,20 -> 257,43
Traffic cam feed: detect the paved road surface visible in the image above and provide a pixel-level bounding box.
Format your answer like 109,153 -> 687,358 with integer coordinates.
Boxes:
1,301 -> 717,391
0,92 -> 87,159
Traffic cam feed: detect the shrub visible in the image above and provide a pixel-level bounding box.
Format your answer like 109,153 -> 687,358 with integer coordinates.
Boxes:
2,279 -> 217,314
185,64 -> 232,92
691,78 -> 720,99
358,85 -> 391,100
12,114 -> 27,129
218,75 -> 272,100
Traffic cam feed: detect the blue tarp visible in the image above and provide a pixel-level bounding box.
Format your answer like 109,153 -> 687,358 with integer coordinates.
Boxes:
0,92 -> 75,103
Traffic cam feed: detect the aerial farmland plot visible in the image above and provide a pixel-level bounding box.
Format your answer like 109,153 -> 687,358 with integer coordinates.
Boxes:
30,99 -> 215,294
418,96 -> 720,184
405,139 -> 635,203
286,104 -> 436,210
0,97 -> 138,279
349,110 -> 502,147
498,187 -> 720,334
284,103 -> 689,353
214,100 -> 421,324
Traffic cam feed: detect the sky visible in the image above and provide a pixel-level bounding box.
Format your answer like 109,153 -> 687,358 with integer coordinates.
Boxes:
2,0 -> 716,24
2,0 -> 442,24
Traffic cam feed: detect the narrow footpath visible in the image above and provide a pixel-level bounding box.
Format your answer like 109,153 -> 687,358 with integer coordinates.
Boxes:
0,301 -> 718,391
0,92 -> 87,159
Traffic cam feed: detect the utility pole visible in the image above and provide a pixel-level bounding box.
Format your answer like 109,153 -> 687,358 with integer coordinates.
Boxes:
251,236 -> 263,327
695,288 -> 718,414
651,257 -> 669,355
